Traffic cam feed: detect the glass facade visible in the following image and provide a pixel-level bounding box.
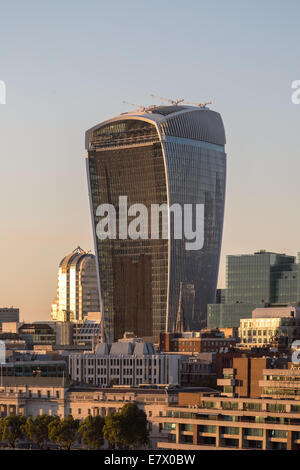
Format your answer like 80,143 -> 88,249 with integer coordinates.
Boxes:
208,250 -> 300,328
86,107 -> 226,341
239,316 -> 300,346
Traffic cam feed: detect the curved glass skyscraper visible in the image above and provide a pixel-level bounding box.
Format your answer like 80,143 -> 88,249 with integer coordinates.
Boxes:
51,247 -> 100,322
86,104 -> 226,341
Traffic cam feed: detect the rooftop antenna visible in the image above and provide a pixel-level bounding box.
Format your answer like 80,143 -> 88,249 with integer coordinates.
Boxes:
151,94 -> 184,106
185,101 -> 212,108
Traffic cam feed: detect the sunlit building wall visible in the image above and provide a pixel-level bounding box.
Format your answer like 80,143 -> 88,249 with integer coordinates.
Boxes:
50,247 -> 100,322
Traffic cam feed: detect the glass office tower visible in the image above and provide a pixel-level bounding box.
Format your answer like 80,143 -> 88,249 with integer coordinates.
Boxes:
208,250 -> 299,328
86,105 -> 227,341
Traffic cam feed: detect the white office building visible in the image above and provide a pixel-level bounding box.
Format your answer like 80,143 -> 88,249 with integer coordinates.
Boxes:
69,334 -> 180,386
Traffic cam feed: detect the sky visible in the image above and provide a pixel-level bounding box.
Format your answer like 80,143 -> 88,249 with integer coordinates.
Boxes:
0,0 -> 300,322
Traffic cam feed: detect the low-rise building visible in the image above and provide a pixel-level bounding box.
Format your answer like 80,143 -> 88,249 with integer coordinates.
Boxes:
259,363 -> 300,399
0,380 -> 213,449
217,357 -> 286,398
156,392 -> 300,450
160,330 -> 236,354
180,353 -> 216,387
69,334 -> 181,386
239,306 -> 300,348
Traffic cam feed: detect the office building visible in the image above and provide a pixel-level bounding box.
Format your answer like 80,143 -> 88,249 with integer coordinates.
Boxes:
69,333 -> 181,386
0,382 -> 210,449
156,390 -> 300,450
159,330 -> 236,353
180,353 -> 217,387
86,104 -> 227,341
217,356 -> 286,398
18,322 -> 56,347
0,308 -> 19,327
208,250 -> 300,328
239,306 -> 300,348
260,362 -> 300,399
50,247 -> 100,322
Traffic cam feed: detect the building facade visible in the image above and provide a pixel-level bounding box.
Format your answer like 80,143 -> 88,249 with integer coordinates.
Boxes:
208,250 -> 300,329
0,382 -> 190,449
69,335 -> 180,386
156,392 -> 300,450
239,307 -> 300,348
50,247 -> 100,322
260,363 -> 300,399
86,104 -> 227,341
159,330 -> 236,354
0,308 -> 19,326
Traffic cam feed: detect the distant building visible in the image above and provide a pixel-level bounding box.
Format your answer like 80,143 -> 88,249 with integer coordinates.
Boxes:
56,312 -> 101,348
50,247 -> 100,322
159,330 -> 236,354
69,333 -> 181,386
217,356 -> 286,398
18,323 -> 56,347
260,362 -> 300,399
0,359 -> 67,383
208,250 -> 300,328
73,315 -> 101,348
180,353 -> 217,387
0,308 -> 19,327
239,306 -> 300,348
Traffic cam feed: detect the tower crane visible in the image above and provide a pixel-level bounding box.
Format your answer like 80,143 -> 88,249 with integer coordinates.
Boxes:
122,101 -> 146,112
151,94 -> 184,106
185,101 -> 212,108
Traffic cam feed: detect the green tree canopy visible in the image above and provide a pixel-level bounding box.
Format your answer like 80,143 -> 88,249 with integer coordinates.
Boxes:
48,415 -> 79,450
103,403 -> 149,450
103,411 -> 123,449
78,415 -> 105,450
24,415 -> 56,449
0,415 -> 26,448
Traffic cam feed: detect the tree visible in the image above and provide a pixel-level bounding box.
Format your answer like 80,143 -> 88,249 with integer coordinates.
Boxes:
103,403 -> 149,450
24,415 -> 56,449
103,411 -> 123,449
0,415 -> 26,448
48,415 -> 79,450
118,403 -> 149,450
78,415 -> 105,450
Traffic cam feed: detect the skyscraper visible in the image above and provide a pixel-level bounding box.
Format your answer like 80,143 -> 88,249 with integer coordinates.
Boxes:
50,247 -> 100,322
86,104 -> 226,341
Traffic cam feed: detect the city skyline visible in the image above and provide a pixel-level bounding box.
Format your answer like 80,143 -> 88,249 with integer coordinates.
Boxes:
1,0 -> 300,322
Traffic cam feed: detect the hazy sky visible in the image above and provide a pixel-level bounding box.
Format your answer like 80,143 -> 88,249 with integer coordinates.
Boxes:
0,0 -> 300,322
